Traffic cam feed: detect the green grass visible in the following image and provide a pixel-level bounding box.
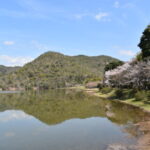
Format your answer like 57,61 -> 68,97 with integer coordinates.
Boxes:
125,98 -> 150,111
82,87 -> 150,112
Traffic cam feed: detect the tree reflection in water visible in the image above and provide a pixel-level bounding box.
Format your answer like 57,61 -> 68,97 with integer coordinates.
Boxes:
0,89 -> 150,150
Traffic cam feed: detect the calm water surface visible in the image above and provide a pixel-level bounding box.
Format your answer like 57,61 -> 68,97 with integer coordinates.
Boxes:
0,89 -> 149,150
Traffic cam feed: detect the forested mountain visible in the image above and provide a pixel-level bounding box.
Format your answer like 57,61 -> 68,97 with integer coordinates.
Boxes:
0,65 -> 20,77
0,51 -> 119,90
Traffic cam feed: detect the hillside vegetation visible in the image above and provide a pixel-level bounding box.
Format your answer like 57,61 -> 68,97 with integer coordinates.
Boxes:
0,52 -> 118,90
0,65 -> 20,77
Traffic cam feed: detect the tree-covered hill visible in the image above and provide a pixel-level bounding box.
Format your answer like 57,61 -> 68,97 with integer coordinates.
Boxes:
0,51 -> 119,90
0,65 -> 20,77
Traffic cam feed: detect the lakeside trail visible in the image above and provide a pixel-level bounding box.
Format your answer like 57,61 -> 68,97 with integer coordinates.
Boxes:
70,86 -> 150,150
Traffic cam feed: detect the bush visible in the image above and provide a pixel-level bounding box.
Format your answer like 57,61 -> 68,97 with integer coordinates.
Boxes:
135,90 -> 150,103
84,77 -> 102,84
112,89 -> 135,100
114,89 -> 124,98
100,87 -> 112,94
126,89 -> 137,98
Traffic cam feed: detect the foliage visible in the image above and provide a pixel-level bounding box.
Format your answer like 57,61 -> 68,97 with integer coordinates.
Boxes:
114,88 -> 124,99
101,87 -> 113,94
106,88 -> 150,104
138,25 -> 150,59
0,52 -> 118,90
0,65 -> 20,77
104,60 -> 124,72
135,90 -> 150,103
84,77 -> 102,84
136,53 -> 143,61
110,88 -> 137,100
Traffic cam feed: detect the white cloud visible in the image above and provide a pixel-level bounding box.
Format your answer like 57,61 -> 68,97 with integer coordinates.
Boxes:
0,55 -> 33,66
119,50 -> 135,56
94,12 -> 109,21
114,1 -> 120,8
3,41 -> 15,45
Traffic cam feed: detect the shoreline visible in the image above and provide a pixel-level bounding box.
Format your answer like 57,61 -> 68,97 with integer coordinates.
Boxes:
69,86 -> 150,113
1,86 -> 150,113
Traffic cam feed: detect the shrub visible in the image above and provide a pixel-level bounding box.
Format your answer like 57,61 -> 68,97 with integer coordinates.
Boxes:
126,89 -> 137,98
135,90 -> 150,103
100,87 -> 112,94
114,89 -> 124,99
84,77 -> 102,84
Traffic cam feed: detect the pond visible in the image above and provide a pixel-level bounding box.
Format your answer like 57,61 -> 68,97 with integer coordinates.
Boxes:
0,89 -> 149,150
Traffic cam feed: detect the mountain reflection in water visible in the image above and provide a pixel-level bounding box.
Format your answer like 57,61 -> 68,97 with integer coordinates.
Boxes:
0,89 -> 150,150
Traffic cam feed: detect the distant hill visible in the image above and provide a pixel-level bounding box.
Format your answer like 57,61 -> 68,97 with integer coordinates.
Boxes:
0,65 -> 20,76
0,51 -> 119,90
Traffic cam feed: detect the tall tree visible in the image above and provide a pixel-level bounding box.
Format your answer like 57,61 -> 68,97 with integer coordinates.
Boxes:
138,25 -> 150,59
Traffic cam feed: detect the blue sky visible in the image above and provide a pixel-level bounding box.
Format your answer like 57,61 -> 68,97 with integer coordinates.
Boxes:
0,0 -> 150,66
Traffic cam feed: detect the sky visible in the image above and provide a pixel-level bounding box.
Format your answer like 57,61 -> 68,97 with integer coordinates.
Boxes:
0,0 -> 150,66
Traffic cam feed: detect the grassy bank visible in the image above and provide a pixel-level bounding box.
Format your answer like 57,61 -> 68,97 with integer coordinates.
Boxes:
96,87 -> 150,111
71,86 -> 150,112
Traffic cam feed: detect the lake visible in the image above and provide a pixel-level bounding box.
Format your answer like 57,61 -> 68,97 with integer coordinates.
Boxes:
0,89 -> 150,150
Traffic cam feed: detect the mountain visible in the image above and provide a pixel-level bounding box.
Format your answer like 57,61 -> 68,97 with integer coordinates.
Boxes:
0,65 -> 20,76
0,51 -> 120,90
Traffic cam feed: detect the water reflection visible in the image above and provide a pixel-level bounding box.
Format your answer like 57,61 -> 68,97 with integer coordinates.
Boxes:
0,89 -> 149,150
0,110 -> 32,122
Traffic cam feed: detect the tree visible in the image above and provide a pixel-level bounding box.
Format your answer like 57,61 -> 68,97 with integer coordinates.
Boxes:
104,61 -> 124,72
138,25 -> 150,59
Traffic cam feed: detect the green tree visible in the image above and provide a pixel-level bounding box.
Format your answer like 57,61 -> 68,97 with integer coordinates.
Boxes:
138,25 -> 150,59
104,61 -> 124,72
